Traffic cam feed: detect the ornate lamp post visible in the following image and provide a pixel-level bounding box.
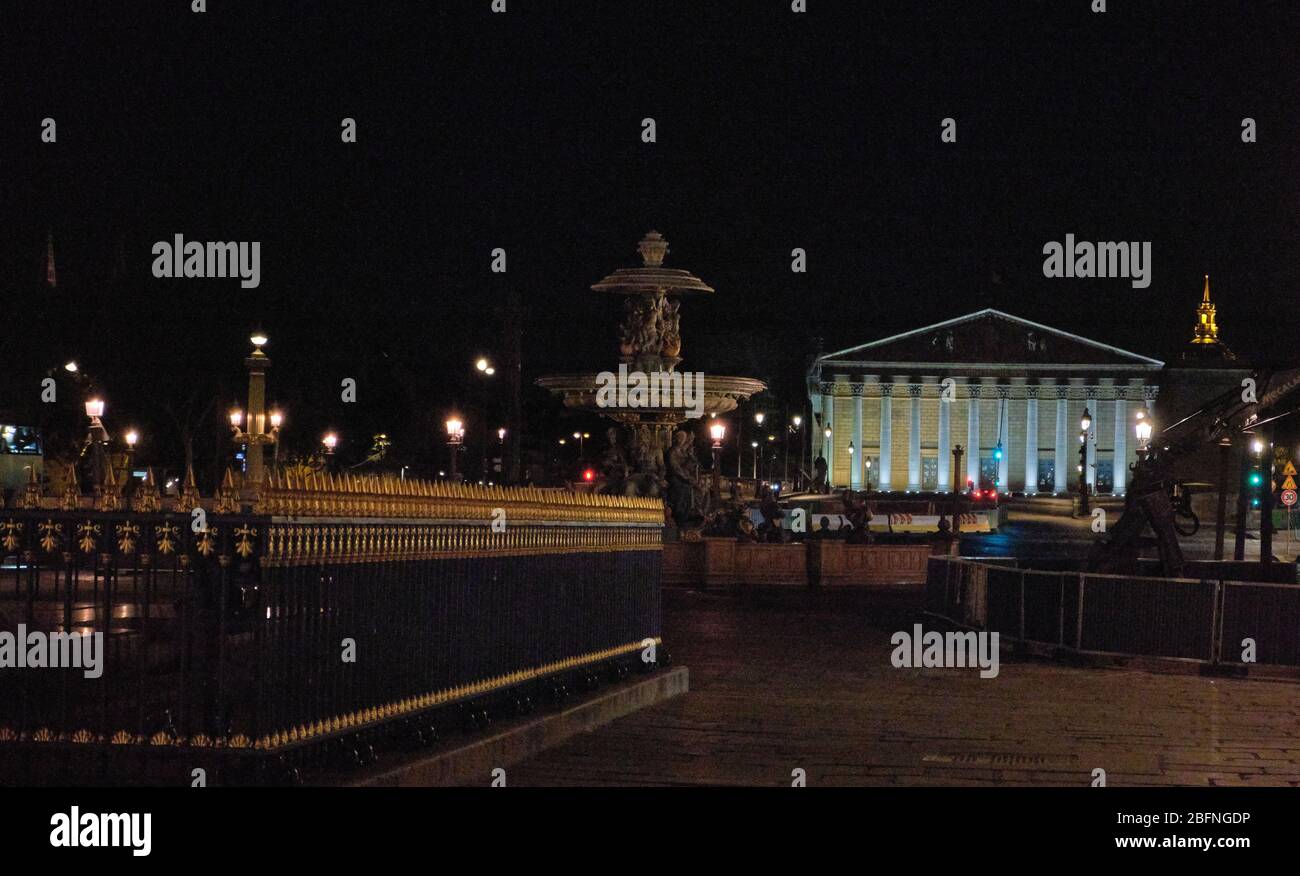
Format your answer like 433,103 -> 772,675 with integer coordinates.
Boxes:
84,397 -> 110,487
445,416 -> 465,481
229,332 -> 281,500
321,432 -> 338,472
865,457 -> 873,493
1078,406 -> 1092,515
709,421 -> 726,502
1134,410 -> 1153,462
750,440 -> 759,479
848,441 -> 856,490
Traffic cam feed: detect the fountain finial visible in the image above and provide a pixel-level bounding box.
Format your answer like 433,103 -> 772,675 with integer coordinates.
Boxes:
637,231 -> 669,267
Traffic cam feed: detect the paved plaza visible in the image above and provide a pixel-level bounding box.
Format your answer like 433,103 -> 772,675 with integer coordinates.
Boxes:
509,582 -> 1300,787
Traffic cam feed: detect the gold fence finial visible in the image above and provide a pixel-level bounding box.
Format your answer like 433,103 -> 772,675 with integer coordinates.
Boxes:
176,463 -> 202,513
60,463 -> 81,511
16,464 -> 42,509
132,467 -> 162,513
96,463 -> 122,512
216,467 -> 239,514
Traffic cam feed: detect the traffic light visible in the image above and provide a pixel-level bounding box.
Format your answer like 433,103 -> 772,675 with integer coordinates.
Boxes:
993,443 -> 1003,461
1247,465 -> 1264,508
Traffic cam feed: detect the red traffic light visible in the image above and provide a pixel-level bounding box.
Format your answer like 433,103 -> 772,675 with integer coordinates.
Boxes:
583,469 -> 595,482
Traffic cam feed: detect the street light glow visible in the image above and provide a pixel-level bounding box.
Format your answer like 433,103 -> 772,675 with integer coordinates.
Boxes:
124,430 -> 138,447
64,361 -> 78,373
85,398 -> 105,418
476,358 -> 490,372
709,422 -> 726,444
754,412 -> 765,425
322,432 -> 338,450
791,415 -> 802,428
230,409 -> 243,427
250,332 -> 268,348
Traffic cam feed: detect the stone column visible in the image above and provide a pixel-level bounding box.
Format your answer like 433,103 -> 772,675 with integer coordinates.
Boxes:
1112,389 -> 1128,495
966,384 -> 981,488
1085,387 -> 1099,493
851,383 -> 864,490
908,384 -> 923,491
996,385 -> 1011,491
1024,386 -> 1039,495
1054,386 -> 1069,494
879,384 -> 893,492
937,385 -> 951,492
823,387 -> 835,487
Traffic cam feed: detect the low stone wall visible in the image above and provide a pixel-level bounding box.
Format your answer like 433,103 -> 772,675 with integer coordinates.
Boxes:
664,538 -> 938,589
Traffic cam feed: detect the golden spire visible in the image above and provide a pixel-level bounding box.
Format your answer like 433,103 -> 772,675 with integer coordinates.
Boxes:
1191,273 -> 1220,346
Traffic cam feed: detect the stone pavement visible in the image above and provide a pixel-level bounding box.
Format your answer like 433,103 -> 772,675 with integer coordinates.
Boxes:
508,587 -> 1300,786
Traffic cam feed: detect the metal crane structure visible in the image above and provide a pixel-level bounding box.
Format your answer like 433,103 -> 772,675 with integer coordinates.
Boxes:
1089,368 -> 1300,578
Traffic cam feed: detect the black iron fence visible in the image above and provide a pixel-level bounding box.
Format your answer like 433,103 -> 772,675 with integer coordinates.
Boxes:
0,472 -> 664,784
926,556 -> 1300,668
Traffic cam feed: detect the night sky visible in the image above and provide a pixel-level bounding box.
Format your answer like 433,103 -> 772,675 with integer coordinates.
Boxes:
4,0 -> 1298,476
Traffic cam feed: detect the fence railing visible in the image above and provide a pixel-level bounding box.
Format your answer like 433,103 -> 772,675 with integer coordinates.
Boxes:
926,556 -> 1300,668
0,470 -> 664,784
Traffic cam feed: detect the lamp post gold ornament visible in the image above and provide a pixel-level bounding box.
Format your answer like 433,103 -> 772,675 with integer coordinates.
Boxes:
230,332 -> 283,506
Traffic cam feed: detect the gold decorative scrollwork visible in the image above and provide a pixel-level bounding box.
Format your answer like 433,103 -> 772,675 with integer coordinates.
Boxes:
77,521 -> 101,553
115,521 -> 141,553
1,519 -> 23,552
155,522 -> 179,555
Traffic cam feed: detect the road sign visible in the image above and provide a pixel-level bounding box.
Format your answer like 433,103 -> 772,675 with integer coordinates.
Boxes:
1282,489 -> 1297,508
1284,475 -> 1298,491
1284,461 -> 1297,477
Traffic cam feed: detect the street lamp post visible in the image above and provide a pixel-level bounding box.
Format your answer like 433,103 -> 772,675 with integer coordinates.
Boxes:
751,440 -> 759,480
823,427 -> 832,489
1078,406 -> 1092,516
710,421 -> 726,503
865,457 -> 873,493
475,358 -> 495,482
791,415 -> 804,490
83,397 -> 110,488
321,432 -> 338,472
229,333 -> 282,502
445,416 -> 465,481
848,441 -> 856,491
1134,410 -> 1152,462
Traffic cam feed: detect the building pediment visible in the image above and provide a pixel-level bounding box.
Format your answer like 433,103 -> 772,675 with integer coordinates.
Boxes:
818,309 -> 1163,369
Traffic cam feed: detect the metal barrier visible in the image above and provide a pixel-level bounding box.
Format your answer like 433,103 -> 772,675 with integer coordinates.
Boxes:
0,471 -> 664,784
925,556 -> 1300,668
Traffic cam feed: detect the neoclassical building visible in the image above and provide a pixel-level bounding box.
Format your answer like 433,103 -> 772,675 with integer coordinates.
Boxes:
806,309 -> 1165,495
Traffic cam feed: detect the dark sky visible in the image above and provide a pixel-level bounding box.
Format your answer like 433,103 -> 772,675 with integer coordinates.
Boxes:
4,0 -> 1299,471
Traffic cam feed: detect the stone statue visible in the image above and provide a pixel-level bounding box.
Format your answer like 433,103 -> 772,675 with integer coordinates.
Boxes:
599,427 -> 629,494
811,455 -> 828,493
667,430 -> 705,528
841,489 -> 872,544
659,297 -> 681,360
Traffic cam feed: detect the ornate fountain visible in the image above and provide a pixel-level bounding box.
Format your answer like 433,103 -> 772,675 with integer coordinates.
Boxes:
537,232 -> 765,528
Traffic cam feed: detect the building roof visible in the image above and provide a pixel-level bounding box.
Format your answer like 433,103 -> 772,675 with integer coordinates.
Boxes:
816,308 -> 1165,370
